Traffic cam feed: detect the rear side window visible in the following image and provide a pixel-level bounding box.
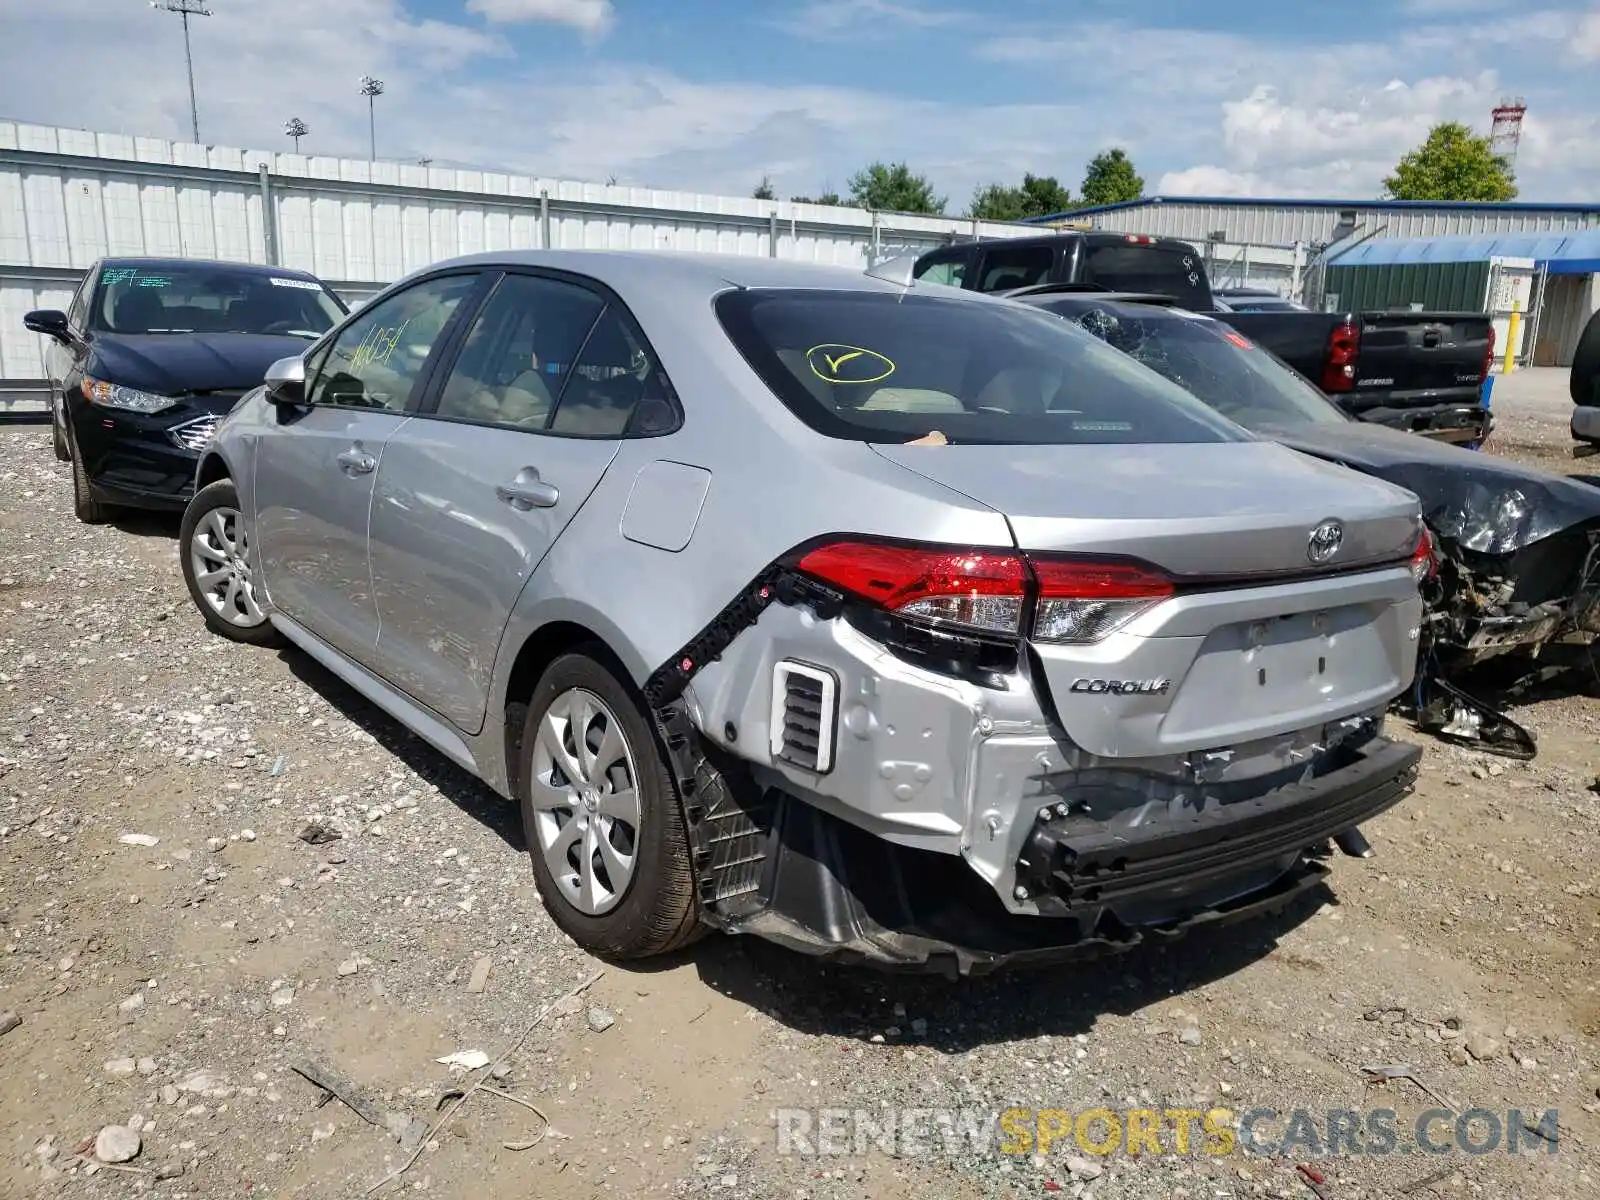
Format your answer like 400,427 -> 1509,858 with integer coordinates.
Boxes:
976,244 -> 1054,292
716,289 -> 1245,446
913,252 -> 969,287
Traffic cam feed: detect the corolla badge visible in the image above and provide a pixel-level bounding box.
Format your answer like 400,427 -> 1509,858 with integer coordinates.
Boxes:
1307,519 -> 1345,564
805,344 -> 896,385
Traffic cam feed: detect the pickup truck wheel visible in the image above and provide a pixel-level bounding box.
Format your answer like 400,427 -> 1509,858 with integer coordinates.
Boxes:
519,652 -> 700,960
179,479 -> 283,647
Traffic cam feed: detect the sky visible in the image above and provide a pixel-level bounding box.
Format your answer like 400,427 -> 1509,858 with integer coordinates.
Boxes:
1,0 -> 1597,207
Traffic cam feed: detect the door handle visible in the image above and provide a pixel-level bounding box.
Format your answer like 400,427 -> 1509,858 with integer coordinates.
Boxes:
337,446 -> 377,475
496,468 -> 559,511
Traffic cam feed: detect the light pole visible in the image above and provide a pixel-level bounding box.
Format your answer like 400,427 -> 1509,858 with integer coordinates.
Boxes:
359,76 -> 385,162
283,117 -> 309,154
151,0 -> 212,144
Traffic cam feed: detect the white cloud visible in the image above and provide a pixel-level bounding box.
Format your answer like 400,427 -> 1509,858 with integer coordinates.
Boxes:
464,0 -> 614,35
777,0 -> 966,37
1573,10 -> 1600,61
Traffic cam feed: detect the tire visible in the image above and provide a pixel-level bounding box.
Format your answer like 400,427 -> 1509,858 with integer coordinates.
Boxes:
67,427 -> 110,524
51,395 -> 69,462
179,479 -> 283,647
519,650 -> 700,959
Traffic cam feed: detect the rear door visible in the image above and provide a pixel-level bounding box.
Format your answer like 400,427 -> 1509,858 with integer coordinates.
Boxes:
367,271 -> 678,733
252,272 -> 483,662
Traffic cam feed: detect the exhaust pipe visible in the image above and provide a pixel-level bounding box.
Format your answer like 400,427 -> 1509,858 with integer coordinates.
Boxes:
1334,827 -> 1374,858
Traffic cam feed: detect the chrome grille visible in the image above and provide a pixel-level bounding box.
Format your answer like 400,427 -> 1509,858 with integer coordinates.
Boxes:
168,413 -> 220,453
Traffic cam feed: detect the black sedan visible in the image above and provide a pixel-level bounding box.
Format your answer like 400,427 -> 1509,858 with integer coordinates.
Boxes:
24,258 -> 346,522
1007,288 -> 1600,748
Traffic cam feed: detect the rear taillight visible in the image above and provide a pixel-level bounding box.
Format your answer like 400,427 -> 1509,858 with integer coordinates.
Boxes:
795,542 -> 1026,636
1321,319 -> 1360,393
1483,325 -> 1496,380
1123,234 -> 1157,245
1410,527 -> 1437,584
795,540 -> 1174,645
1031,559 -> 1174,644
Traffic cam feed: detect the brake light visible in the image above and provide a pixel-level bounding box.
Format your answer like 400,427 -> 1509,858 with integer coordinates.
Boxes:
1483,325 -> 1496,380
1410,527 -> 1437,584
1321,319 -> 1360,393
795,540 -> 1174,644
795,542 -> 1026,636
1123,234 -> 1156,245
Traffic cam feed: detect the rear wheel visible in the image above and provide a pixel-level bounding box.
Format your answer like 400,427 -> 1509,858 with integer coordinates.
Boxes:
519,651 -> 700,959
180,479 -> 282,647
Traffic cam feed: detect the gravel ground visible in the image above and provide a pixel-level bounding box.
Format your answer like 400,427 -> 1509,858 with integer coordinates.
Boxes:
2,388 -> 1598,1199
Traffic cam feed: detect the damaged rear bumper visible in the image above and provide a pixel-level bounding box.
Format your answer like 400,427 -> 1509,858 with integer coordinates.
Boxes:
1340,399 -> 1491,445
692,738 -> 1417,976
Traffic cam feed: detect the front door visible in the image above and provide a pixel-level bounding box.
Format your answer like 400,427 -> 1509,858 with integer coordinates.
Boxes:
368,272 -> 673,733
252,273 -> 481,663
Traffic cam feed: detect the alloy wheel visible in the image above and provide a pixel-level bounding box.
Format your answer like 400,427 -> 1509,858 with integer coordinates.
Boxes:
528,687 -> 642,916
188,506 -> 265,628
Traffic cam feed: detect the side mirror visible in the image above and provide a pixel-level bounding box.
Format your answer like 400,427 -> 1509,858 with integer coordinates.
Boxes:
24,309 -> 73,344
264,355 -> 308,407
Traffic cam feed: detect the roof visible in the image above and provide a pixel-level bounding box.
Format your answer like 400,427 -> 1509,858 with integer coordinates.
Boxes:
1327,229 -> 1600,275
99,256 -> 323,279
422,249 -> 986,296
1027,195 -> 1600,223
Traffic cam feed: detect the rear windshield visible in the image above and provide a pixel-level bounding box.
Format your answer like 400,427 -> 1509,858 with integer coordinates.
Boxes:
715,289 -> 1247,446
1080,244 -> 1210,309
92,263 -> 346,338
1035,300 -> 1350,432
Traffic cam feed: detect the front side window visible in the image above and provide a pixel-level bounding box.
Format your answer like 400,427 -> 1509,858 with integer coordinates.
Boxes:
306,275 -> 477,413
913,253 -> 968,288
717,289 -> 1244,446
435,274 -> 605,429
91,263 -> 346,338
1040,302 -> 1350,432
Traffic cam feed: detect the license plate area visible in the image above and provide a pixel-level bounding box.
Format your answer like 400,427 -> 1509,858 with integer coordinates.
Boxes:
1161,604 -> 1400,745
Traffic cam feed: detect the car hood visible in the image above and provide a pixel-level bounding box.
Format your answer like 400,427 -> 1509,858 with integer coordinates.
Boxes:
88,332 -> 311,397
1273,422 -> 1600,556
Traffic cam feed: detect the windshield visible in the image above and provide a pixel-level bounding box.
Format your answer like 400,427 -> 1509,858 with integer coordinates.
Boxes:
716,290 -> 1246,446
1079,243 -> 1211,310
1034,301 -> 1351,432
91,264 -> 345,338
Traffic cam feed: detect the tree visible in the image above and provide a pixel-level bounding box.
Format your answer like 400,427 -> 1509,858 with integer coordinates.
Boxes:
790,190 -> 843,206
752,175 -> 776,201
969,172 -> 1073,221
1079,148 -> 1144,207
1383,122 -> 1517,202
847,161 -> 946,214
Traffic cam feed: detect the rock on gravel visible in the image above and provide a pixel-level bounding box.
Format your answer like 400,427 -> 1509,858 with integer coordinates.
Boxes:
588,1005 -> 616,1033
0,1011 -> 20,1036
93,1125 -> 141,1163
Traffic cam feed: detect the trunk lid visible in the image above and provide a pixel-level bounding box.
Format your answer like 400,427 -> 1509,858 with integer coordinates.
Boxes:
870,440 -> 1421,575
870,440 -> 1425,759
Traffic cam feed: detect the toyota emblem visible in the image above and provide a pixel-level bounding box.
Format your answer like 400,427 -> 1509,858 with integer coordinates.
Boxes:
1307,520 -> 1344,564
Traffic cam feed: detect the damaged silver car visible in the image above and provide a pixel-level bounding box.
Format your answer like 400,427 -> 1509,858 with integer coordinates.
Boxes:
179,251 -> 1431,974
1009,288 -> 1600,758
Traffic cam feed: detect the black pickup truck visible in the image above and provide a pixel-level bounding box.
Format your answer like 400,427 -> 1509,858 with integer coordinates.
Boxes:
913,231 -> 1497,445
1573,307 -> 1600,447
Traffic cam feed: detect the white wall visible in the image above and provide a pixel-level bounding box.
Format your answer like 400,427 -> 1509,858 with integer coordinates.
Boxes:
0,120 -> 1036,396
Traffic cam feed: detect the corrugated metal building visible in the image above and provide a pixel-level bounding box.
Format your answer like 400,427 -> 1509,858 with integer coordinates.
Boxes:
1325,230 -> 1600,368
0,120 -> 1036,410
1029,196 -> 1600,251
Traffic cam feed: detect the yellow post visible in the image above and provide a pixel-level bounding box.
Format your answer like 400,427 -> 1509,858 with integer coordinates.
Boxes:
1503,301 -> 1521,374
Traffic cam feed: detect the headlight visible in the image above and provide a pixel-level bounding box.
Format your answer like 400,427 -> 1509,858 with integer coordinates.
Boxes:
81,377 -> 178,414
